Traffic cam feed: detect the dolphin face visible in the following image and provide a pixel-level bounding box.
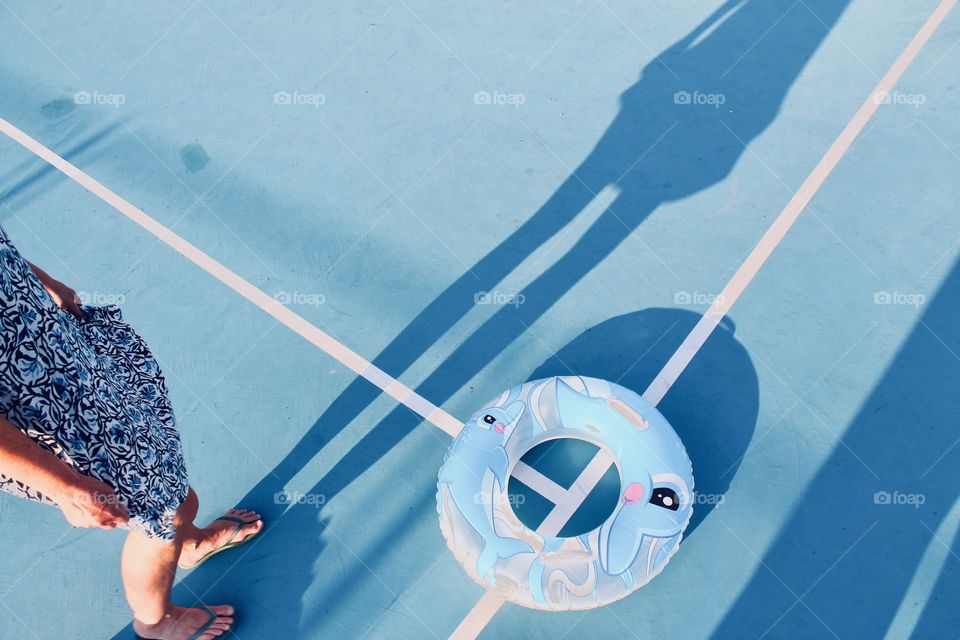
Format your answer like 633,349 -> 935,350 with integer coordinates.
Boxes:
552,377 -> 694,579
468,400 -> 525,444
599,472 -> 691,576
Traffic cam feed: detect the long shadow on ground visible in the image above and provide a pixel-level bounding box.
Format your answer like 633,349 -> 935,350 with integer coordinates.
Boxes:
110,1 -> 853,637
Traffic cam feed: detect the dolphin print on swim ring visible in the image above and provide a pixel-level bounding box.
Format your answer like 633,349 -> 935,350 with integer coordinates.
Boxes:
551,378 -> 693,591
437,385 -> 534,584
437,376 -> 694,610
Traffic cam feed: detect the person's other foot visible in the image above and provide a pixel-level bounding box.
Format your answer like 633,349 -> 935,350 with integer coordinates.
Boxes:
133,605 -> 234,639
179,509 -> 263,569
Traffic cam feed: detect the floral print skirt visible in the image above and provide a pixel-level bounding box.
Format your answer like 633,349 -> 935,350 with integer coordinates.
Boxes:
0,226 -> 188,539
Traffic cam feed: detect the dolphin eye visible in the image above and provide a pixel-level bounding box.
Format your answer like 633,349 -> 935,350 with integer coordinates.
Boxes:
476,414 -> 496,429
650,487 -> 680,511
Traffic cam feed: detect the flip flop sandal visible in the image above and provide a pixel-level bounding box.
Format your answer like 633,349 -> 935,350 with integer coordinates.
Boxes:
133,604 -> 230,640
178,515 -> 263,570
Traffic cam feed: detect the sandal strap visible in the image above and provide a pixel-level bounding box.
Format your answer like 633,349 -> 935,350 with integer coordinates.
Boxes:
186,605 -> 219,640
213,516 -> 246,545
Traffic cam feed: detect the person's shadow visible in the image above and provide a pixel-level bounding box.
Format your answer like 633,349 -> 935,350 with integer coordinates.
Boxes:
109,0 -> 853,637
910,512 -> 960,637
527,308 -> 759,536
710,258 -> 960,639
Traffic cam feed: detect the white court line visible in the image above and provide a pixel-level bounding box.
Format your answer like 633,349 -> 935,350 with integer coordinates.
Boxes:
451,451 -> 616,640
449,591 -> 505,640
537,449 -> 615,537
453,0 -> 958,636
511,461 -> 568,505
643,0 -> 959,406
0,0 -> 951,633
0,116 -> 464,437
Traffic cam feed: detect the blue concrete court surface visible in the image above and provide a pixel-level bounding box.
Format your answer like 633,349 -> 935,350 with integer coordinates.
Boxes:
1,1 -> 959,638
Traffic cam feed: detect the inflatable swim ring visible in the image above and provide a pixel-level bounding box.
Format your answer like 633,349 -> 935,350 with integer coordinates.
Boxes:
437,375 -> 694,610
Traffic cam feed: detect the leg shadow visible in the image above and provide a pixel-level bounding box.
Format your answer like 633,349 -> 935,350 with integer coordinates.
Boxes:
116,0 -> 852,636
909,521 -> 960,638
244,0 -> 850,525
711,258 -> 960,639
528,308 -> 759,534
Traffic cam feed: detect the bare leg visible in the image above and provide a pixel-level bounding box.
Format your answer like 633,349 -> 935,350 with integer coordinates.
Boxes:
173,487 -> 203,547
121,528 -> 179,624
177,488 -> 262,570
122,491 -> 235,639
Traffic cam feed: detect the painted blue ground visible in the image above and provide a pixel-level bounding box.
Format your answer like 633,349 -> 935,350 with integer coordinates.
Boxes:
0,1 -> 958,638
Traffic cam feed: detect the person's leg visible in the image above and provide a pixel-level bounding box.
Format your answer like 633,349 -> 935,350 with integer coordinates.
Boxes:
174,487 -> 203,545
122,492 -> 236,639
121,528 -> 180,624
177,487 -> 263,569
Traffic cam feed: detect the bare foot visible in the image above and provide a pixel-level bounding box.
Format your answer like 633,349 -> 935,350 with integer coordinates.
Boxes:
179,509 -> 263,570
133,605 -> 234,640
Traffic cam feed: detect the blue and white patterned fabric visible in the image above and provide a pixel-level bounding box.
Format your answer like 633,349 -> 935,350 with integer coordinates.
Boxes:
0,225 -> 188,539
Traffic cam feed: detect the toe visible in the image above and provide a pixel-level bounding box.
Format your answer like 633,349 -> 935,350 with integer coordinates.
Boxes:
210,604 -> 235,617
227,508 -> 261,523
234,510 -> 263,534
238,520 -> 262,543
